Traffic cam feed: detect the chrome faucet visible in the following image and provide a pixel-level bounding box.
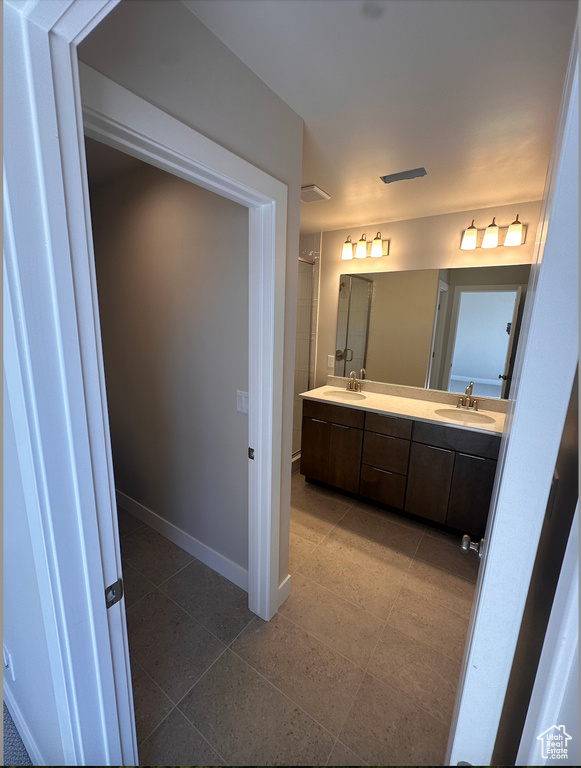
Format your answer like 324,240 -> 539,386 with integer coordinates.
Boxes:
347,370 -> 360,391
457,381 -> 478,410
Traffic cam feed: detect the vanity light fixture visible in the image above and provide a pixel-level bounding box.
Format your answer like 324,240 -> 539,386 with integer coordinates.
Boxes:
460,220 -> 478,250
341,232 -> 390,259
481,217 -> 499,249
370,232 -> 383,258
460,215 -> 527,250
355,234 -> 367,259
504,214 -> 523,246
341,235 -> 353,260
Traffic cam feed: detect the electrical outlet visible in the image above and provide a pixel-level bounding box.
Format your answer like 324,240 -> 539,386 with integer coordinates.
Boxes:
3,644 -> 15,681
327,354 -> 335,368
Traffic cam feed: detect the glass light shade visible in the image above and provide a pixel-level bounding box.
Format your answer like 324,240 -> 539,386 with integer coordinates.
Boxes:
504,215 -> 523,246
370,232 -> 383,258
341,235 -> 353,260
355,234 -> 367,259
481,217 -> 499,249
460,220 -> 477,250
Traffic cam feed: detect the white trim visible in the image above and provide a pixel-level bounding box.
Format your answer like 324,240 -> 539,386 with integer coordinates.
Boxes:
80,64 -> 287,623
116,492 -> 249,592
5,1 -> 287,763
4,684 -> 46,767
446,50 -> 579,767
517,506 -> 579,764
278,574 -> 293,606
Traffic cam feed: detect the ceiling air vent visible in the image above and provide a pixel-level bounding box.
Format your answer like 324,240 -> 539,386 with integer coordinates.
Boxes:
301,184 -> 331,203
380,167 -> 427,184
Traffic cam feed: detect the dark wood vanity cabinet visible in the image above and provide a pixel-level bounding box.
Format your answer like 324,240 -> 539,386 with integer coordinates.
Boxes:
408,420 -> 501,534
359,413 -> 411,508
405,442 -> 455,524
300,400 -> 364,493
447,453 -> 498,538
300,398 -> 501,536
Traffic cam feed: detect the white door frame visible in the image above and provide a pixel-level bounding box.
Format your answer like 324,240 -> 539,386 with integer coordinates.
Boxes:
4,0 -> 287,763
446,46 -> 578,765
443,283 -> 523,392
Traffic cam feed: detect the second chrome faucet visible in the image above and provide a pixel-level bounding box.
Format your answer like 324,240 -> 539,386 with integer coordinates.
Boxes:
457,381 -> 478,410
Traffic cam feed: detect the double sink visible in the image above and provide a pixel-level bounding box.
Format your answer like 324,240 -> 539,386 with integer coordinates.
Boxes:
301,386 -> 503,432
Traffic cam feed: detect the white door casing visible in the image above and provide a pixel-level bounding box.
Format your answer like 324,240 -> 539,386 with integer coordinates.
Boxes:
446,44 -> 578,766
4,0 -> 287,763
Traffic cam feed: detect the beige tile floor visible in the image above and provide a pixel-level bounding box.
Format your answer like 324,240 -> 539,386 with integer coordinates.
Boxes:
119,474 -> 478,766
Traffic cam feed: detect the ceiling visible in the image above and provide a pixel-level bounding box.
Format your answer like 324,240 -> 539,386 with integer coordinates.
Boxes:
183,0 -> 576,233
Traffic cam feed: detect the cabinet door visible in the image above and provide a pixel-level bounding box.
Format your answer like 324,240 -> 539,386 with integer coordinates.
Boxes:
300,417 -> 330,483
447,453 -> 497,538
405,442 -> 455,523
327,424 -> 363,493
360,464 -> 406,509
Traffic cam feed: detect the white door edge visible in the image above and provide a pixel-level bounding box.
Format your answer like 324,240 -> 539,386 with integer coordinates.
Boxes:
446,48 -> 579,766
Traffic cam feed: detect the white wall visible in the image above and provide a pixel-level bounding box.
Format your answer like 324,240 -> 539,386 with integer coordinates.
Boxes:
90,158 -> 250,569
3,379 -> 64,765
79,0 -> 303,585
315,200 -> 542,388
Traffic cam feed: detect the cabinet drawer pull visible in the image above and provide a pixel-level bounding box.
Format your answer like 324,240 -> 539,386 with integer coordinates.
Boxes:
375,433 -> 396,440
333,424 -> 349,429
424,445 -> 452,453
310,418 -> 327,424
459,453 -> 486,461
372,467 -> 393,475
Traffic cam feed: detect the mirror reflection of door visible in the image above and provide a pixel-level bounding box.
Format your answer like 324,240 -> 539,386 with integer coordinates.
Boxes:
334,275 -> 373,377
446,287 -> 522,398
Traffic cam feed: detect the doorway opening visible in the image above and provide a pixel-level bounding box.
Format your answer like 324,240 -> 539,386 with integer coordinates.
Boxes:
444,286 -> 524,398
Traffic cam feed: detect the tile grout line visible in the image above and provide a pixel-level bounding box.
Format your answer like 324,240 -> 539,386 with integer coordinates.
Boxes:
226,645 -> 344,746
273,611 -> 370,673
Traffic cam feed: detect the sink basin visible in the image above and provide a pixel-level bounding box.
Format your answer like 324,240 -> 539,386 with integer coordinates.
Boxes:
325,390 -> 367,401
434,407 -> 495,424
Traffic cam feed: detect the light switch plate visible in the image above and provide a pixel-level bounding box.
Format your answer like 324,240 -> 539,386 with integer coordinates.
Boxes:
327,355 -> 335,368
236,390 -> 249,414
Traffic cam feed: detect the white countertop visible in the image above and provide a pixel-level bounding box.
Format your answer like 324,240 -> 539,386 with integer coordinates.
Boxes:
300,385 -> 505,435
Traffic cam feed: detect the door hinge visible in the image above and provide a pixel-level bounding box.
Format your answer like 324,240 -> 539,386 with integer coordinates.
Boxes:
248,447 -> 255,460
105,578 -> 124,609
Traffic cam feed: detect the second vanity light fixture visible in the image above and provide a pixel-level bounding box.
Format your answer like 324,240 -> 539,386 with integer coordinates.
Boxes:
460,214 -> 526,250
342,231 -> 390,260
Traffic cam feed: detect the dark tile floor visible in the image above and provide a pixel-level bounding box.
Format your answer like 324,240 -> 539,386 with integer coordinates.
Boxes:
119,473 -> 478,766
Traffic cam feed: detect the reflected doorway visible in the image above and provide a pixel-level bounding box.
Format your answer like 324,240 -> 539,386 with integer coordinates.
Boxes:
445,286 -> 523,398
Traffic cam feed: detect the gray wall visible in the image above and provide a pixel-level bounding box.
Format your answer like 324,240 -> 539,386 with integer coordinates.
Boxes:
90,159 -> 250,568
79,0 -> 303,584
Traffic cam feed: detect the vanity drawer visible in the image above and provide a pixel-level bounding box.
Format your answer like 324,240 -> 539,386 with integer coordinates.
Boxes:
412,420 -> 501,460
303,399 -> 365,429
362,431 -> 410,475
360,464 -> 406,509
365,411 -> 412,440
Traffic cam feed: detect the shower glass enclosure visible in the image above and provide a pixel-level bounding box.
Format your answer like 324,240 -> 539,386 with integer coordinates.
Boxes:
292,234 -> 320,457
334,275 -> 373,378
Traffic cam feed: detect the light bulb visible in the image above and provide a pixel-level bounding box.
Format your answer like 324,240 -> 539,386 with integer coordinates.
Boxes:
341,236 -> 353,260
460,220 -> 477,250
370,232 -> 383,258
355,234 -> 367,259
504,214 -> 523,246
482,217 -> 499,249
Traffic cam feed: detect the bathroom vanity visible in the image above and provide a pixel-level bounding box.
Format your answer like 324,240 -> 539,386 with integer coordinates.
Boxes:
300,384 -> 504,538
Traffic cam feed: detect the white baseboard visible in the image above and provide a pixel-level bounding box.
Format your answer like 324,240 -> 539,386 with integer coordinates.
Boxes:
4,681 -> 45,766
116,491 -> 248,592
278,573 -> 292,606
291,454 -> 301,474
